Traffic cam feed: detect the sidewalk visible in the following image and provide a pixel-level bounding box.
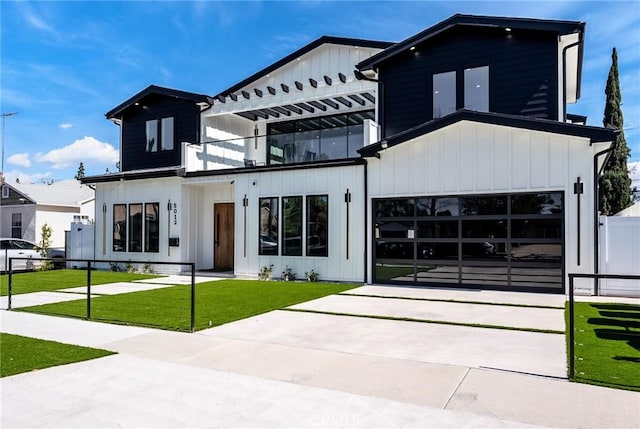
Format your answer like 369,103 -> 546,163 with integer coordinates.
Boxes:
1,284 -> 639,428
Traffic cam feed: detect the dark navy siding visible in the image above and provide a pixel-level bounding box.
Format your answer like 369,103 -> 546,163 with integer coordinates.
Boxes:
120,94 -> 200,171
379,27 -> 559,137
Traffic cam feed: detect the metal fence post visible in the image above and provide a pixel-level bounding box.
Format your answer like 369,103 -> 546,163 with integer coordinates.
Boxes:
568,274 -> 575,380
190,263 -> 195,333
86,261 -> 92,320
7,259 -> 13,310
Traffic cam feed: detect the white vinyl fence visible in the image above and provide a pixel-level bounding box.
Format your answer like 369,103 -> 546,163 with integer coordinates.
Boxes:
66,222 -> 95,268
598,215 -> 640,296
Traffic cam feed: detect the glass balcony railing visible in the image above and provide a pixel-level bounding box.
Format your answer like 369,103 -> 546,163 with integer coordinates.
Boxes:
185,114 -> 378,173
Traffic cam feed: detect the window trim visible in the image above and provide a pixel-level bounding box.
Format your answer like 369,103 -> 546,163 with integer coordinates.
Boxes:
259,197 -> 279,256
432,70 -> 456,119
306,194 -> 328,257
113,204 -> 127,252
146,116 -> 175,153
144,203 -> 160,253
282,196 -> 303,256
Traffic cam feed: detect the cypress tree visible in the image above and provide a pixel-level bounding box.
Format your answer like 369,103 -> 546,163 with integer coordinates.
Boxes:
75,161 -> 85,180
598,47 -> 632,215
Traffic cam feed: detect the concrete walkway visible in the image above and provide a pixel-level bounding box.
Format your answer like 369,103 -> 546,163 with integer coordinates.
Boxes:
1,283 -> 639,428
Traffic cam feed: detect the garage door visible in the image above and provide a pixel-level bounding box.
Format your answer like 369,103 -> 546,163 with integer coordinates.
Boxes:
373,192 -> 564,293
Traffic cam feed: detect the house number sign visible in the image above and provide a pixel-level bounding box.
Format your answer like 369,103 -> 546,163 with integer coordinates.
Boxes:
173,203 -> 178,225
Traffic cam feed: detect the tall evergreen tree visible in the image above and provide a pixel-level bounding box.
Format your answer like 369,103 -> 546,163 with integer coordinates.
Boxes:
598,47 -> 632,215
75,161 -> 85,180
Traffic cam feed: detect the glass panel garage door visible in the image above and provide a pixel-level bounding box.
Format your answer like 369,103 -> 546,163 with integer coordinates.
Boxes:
373,192 -> 563,292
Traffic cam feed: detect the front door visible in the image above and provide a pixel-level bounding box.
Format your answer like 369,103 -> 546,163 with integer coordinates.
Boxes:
214,203 -> 235,271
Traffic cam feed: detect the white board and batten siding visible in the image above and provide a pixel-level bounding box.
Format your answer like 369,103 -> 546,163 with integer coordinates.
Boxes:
94,177 -> 185,273
233,164 -> 365,283
367,120 -> 601,291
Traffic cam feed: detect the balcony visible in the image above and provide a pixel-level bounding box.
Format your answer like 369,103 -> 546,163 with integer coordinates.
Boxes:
184,115 -> 379,173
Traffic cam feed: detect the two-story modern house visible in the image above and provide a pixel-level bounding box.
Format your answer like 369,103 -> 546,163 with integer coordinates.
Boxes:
83,14 -> 615,294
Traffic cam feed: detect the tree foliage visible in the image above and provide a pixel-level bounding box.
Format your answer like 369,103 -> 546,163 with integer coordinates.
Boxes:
598,48 -> 632,215
74,162 -> 85,180
38,223 -> 54,271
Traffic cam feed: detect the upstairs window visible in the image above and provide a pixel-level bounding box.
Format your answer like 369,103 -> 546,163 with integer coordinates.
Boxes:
433,71 -> 456,118
146,117 -> 175,152
161,118 -> 174,150
146,120 -> 158,152
464,66 -> 489,112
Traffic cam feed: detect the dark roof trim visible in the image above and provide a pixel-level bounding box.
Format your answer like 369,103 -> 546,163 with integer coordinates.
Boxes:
106,85 -> 213,119
566,113 -> 588,124
358,110 -> 615,157
81,166 -> 184,184
186,158 -> 366,178
358,14 -> 584,71
213,36 -> 392,98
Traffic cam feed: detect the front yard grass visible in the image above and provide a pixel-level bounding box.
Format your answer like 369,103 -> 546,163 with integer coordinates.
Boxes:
0,333 -> 115,378
1,269 -> 160,296
568,301 -> 640,391
17,279 -> 358,332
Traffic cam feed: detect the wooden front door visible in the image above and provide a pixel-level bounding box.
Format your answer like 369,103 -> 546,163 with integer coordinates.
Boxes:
214,203 -> 234,271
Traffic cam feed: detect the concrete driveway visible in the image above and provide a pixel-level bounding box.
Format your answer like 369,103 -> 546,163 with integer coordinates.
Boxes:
2,283 -> 639,428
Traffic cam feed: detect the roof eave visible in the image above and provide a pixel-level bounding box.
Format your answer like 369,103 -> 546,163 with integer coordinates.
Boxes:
359,110 -> 616,157
213,36 -> 393,99
358,14 -> 585,71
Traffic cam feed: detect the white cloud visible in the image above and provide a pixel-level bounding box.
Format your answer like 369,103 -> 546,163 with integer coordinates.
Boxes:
36,136 -> 118,169
2,169 -> 51,185
7,153 -> 32,168
59,123 -> 73,130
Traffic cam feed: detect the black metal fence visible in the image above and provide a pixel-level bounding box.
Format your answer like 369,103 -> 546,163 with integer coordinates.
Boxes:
567,273 -> 640,382
5,257 -> 197,332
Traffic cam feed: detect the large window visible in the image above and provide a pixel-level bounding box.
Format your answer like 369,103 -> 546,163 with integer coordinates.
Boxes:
261,194 -> 329,257
306,195 -> 328,257
113,204 -> 126,251
128,204 -> 143,252
11,213 -> 22,238
144,203 -> 159,252
464,66 -> 489,112
267,111 -> 374,164
282,196 -> 303,256
259,197 -> 279,255
146,117 -> 175,152
113,203 -> 159,253
433,71 -> 456,118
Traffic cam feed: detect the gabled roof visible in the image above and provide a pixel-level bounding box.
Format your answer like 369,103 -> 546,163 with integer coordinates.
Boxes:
106,85 -> 214,120
357,14 -> 585,71
7,179 -> 94,207
358,110 -> 615,157
213,36 -> 393,99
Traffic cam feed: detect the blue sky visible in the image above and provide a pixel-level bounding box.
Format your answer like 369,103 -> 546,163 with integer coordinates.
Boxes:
1,1 -> 639,185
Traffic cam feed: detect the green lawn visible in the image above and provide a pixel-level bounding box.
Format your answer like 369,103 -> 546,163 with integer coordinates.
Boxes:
17,279 -> 358,331
1,269 -> 160,296
0,333 -> 115,377
569,301 -> 640,391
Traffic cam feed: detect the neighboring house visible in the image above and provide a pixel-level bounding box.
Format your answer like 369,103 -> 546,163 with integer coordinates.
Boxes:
83,15 -> 616,295
0,179 -> 95,248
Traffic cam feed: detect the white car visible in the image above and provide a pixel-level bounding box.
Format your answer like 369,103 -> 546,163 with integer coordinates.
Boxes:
0,238 -> 65,272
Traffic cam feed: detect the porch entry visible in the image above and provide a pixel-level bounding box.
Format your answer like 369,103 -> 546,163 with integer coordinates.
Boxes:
213,203 -> 234,271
